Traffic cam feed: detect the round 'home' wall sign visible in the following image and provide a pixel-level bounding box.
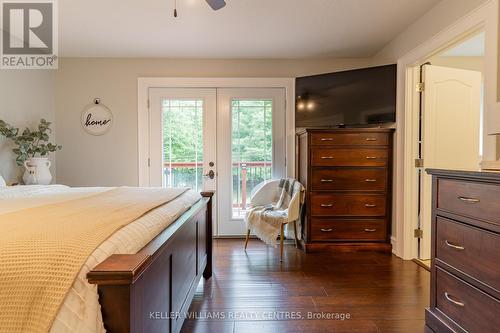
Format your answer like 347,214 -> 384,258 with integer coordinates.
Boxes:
81,99 -> 113,136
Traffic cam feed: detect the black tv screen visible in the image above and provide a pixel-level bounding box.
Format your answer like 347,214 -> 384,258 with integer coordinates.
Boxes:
295,64 -> 396,128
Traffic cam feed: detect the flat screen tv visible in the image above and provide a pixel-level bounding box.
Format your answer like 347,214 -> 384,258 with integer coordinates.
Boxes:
295,64 -> 396,128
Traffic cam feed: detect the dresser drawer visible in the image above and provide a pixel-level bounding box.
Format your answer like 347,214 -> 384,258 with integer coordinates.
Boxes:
436,217 -> 500,292
310,193 -> 386,217
311,168 -> 387,191
436,267 -> 500,333
438,179 -> 500,226
310,132 -> 389,146
311,148 -> 388,167
310,219 -> 386,241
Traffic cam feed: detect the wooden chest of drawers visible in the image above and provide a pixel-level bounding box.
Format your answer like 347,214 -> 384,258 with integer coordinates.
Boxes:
425,169 -> 500,333
297,128 -> 394,252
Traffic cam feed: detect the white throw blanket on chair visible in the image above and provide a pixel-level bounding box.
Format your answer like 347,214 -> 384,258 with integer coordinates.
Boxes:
245,179 -> 304,246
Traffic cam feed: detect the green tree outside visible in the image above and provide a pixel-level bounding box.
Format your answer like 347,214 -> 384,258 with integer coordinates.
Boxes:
162,99 -> 273,208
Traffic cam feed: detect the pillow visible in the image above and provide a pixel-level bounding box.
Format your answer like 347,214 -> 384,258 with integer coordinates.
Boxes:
0,175 -> 6,187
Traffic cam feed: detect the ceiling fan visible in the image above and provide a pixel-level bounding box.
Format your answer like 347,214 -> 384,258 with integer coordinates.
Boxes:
173,0 -> 226,17
205,0 -> 226,10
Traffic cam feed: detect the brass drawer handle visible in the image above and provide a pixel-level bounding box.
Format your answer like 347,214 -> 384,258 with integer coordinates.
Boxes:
365,179 -> 377,182
458,196 -> 480,204
365,138 -> 377,141
320,179 -> 334,183
445,240 -> 465,251
365,204 -> 377,208
321,156 -> 334,159
365,156 -> 377,159
321,138 -> 334,141
444,292 -> 465,307
320,228 -> 333,232
320,203 -> 333,207
364,228 -> 377,232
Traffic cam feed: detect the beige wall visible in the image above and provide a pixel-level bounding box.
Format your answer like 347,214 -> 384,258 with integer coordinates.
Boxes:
0,71 -> 55,183
374,0 -> 489,62
55,57 -> 373,186
428,56 -> 484,73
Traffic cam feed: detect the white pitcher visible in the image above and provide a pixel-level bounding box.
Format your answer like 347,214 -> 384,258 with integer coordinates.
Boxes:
23,157 -> 52,185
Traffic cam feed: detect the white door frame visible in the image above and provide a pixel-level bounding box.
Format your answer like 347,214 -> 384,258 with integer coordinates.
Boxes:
137,78 -> 295,237
395,0 -> 498,259
137,77 -> 295,186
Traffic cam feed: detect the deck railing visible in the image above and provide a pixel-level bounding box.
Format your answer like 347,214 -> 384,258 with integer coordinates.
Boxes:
163,161 -> 271,210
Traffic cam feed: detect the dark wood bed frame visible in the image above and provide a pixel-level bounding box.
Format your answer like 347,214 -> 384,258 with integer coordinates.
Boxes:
87,192 -> 214,333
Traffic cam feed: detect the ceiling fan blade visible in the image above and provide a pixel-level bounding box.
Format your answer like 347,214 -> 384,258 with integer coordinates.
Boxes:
205,0 -> 226,10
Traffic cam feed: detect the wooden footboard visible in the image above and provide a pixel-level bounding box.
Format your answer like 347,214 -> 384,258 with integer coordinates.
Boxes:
87,192 -> 214,333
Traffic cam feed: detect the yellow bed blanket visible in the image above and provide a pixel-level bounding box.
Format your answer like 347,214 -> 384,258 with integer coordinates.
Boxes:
0,186 -> 188,333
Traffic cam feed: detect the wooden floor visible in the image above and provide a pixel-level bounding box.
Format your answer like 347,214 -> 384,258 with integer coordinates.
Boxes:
181,239 -> 429,333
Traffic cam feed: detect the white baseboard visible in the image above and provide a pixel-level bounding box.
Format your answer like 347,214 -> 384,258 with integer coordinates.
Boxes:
390,236 -> 399,257
481,160 -> 500,170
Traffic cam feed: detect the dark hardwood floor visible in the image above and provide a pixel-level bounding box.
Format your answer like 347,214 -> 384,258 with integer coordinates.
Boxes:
181,239 -> 429,333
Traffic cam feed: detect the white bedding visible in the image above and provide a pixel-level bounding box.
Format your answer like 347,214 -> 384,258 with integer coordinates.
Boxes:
0,185 -> 201,333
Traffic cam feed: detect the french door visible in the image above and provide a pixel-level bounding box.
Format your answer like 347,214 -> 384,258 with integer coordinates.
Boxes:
149,87 -> 286,236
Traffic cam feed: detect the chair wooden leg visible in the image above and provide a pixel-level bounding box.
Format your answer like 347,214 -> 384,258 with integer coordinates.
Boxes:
244,229 -> 250,250
293,220 -> 299,249
280,223 -> 284,262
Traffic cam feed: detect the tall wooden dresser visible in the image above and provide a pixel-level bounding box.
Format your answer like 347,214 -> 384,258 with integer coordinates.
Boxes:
425,169 -> 500,333
297,128 -> 394,252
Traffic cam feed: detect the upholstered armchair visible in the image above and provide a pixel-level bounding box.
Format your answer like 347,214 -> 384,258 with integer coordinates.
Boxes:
244,179 -> 304,261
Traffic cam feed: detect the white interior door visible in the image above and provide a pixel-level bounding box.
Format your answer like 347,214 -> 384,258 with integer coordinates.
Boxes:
149,88 -> 217,193
420,65 -> 482,259
217,88 -> 286,236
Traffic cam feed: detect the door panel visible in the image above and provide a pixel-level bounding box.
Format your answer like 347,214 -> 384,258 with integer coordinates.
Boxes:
217,88 -> 286,236
149,88 -> 217,192
420,65 -> 482,259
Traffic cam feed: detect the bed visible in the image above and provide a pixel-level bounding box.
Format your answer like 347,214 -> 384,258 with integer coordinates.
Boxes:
0,185 -> 214,333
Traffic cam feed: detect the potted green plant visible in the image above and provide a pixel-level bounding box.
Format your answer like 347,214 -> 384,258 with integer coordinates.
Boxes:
0,119 -> 62,185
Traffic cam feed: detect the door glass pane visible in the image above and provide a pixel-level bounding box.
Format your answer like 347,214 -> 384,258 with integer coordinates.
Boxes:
232,99 -> 273,218
162,99 -> 203,191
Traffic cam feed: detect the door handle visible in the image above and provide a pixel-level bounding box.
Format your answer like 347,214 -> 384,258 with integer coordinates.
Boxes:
321,156 -> 334,159
365,179 -> 377,182
364,228 -> 377,232
320,179 -> 334,183
321,138 -> 334,141
365,204 -> 377,208
365,138 -> 377,141
320,228 -> 333,232
320,203 -> 333,207
365,156 -> 377,159
203,170 -> 215,179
